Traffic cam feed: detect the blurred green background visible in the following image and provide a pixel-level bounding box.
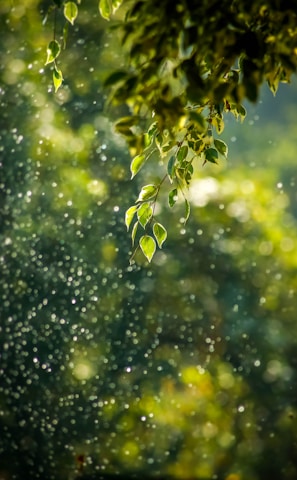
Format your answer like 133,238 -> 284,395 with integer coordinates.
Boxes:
1,2 -> 297,480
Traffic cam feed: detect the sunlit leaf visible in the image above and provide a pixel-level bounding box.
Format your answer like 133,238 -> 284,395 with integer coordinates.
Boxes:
53,66 -> 63,92
111,0 -> 123,12
204,147 -> 219,164
131,221 -> 138,245
153,223 -> 167,248
139,235 -> 156,262
212,115 -> 224,134
99,0 -> 112,20
214,138 -> 228,157
130,153 -> 146,179
137,202 -> 153,228
45,40 -> 61,65
169,188 -> 178,207
64,2 -> 78,25
125,205 -> 138,230
147,121 -> 158,139
137,184 -> 158,202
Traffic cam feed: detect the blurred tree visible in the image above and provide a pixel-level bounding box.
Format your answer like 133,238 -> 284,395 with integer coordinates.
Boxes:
1,2 -> 297,480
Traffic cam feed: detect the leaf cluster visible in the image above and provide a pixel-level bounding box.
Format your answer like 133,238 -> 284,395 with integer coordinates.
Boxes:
44,0 -> 297,261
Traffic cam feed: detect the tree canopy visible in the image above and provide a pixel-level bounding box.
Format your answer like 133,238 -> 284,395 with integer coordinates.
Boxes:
43,0 -> 297,262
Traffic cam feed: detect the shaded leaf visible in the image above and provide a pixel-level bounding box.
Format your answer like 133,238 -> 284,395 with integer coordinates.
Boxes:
167,156 -> 175,182
184,198 -> 191,224
140,235 -> 156,262
104,70 -> 128,87
177,145 -> 188,163
153,223 -> 167,248
137,184 -> 158,202
45,40 -> 60,65
189,111 -> 206,131
115,116 -> 138,128
64,2 -> 78,25
204,148 -> 219,164
62,22 -> 69,48
214,138 -> 228,157
125,205 -> 138,230
130,153 -> 146,179
137,202 -> 153,228
237,104 -> 247,121
168,188 -> 178,207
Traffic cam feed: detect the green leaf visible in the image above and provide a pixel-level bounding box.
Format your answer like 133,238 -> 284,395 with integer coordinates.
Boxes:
167,156 -> 175,182
131,221 -> 138,246
212,115 -> 224,134
111,0 -> 122,10
189,111 -> 206,131
184,198 -> 191,224
125,205 -> 138,230
99,0 -> 112,20
177,145 -> 188,163
137,202 -> 153,228
139,235 -> 156,262
45,40 -> 61,65
137,184 -> 158,202
62,22 -> 69,48
168,188 -> 178,207
147,121 -> 158,139
204,148 -> 219,164
214,138 -> 228,157
104,70 -> 128,87
64,2 -> 78,25
153,223 -> 167,248
237,104 -> 247,121
115,116 -> 138,128
53,66 -> 63,92
130,153 -> 146,179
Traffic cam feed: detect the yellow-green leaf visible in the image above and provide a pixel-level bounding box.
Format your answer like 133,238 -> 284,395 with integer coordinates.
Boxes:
53,66 -> 63,92
131,221 -> 138,246
45,40 -> 61,65
184,198 -> 190,224
153,223 -> 167,248
136,184 -> 158,202
64,1 -> 78,25
125,205 -> 138,231
140,235 -> 156,262
99,0 -> 112,20
130,153 -> 146,179
137,202 -> 153,228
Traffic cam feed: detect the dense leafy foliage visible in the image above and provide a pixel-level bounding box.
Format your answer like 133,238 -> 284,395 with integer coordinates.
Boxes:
44,0 -> 297,260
